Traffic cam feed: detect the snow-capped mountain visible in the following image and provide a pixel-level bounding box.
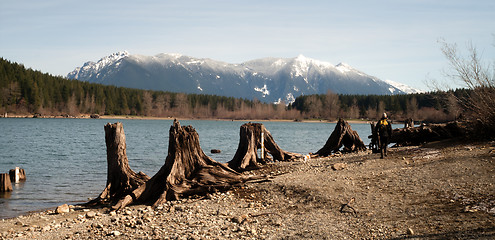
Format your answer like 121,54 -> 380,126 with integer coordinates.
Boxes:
67,52 -> 422,103
69,51 -> 129,80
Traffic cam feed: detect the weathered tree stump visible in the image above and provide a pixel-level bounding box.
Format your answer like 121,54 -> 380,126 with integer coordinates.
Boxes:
112,120 -> 264,210
368,122 -> 379,153
390,121 -> 466,146
404,118 -> 414,129
1,173 -> 13,192
313,118 -> 367,157
9,167 -> 26,183
88,122 -> 150,205
228,123 -> 302,171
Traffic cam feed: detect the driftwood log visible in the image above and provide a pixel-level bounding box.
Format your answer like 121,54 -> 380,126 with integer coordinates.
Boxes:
88,122 -> 150,205
112,120 -> 264,210
390,121 -> 466,146
313,118 -> 367,157
228,123 -> 302,171
1,173 -> 13,192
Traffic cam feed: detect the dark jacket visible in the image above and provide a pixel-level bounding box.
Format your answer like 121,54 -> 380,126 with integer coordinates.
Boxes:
375,118 -> 392,138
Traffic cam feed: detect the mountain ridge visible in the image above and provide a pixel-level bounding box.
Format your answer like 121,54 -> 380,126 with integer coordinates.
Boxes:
67,52 -> 423,103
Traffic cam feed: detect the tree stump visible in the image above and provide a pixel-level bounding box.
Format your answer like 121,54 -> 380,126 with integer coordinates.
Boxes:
228,123 -> 302,171
1,173 -> 13,192
9,167 -> 26,183
313,118 -> 367,157
404,118 -> 414,129
112,119 -> 264,210
368,122 -> 380,153
88,122 -> 150,205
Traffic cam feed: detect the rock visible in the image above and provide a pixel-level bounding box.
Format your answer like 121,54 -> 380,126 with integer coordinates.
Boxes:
211,149 -> 221,153
463,206 -> 478,213
86,211 -> 97,219
109,211 -> 117,216
407,228 -> 414,235
332,162 -> 347,171
232,214 -> 249,224
55,204 -> 70,214
174,205 -> 184,212
108,230 -> 121,236
42,225 -> 51,232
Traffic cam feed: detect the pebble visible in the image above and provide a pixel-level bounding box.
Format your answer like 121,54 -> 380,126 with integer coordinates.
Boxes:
332,162 -> 347,171
85,211 -> 96,219
109,230 -> 121,236
56,204 -> 70,214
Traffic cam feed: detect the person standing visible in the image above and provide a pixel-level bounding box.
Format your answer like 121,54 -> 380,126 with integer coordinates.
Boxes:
375,113 -> 393,159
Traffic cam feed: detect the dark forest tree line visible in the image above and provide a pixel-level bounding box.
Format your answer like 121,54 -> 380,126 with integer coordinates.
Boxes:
289,89 -> 470,122
0,57 -> 473,123
0,58 -> 301,119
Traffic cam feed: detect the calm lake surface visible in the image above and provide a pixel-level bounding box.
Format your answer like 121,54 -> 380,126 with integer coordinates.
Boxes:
0,118 -> 396,219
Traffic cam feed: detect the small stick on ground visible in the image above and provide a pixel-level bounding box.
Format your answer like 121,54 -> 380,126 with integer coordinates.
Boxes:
339,197 -> 357,216
249,212 -> 282,218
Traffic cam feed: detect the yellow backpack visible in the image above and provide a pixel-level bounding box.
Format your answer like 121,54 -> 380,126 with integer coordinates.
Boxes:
379,119 -> 388,126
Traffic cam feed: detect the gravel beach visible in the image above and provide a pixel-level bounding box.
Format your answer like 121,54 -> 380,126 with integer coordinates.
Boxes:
1,139 -> 494,239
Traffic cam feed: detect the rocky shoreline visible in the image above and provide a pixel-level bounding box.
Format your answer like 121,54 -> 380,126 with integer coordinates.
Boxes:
1,139 -> 495,239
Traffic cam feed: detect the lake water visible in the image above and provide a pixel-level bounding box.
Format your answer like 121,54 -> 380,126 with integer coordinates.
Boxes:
0,118 -> 392,219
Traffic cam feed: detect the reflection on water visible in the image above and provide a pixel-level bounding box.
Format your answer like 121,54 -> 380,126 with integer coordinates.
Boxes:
0,192 -> 12,199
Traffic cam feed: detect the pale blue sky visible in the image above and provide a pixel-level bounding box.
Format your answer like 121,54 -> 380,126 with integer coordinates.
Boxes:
1,0 -> 494,91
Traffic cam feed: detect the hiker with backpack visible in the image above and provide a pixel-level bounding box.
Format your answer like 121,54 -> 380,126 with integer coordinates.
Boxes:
375,113 -> 393,159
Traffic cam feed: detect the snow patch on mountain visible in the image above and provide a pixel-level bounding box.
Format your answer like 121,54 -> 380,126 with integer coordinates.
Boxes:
68,51 -> 129,79
274,93 -> 297,105
286,93 -> 295,104
290,55 -> 334,81
254,84 -> 270,97
336,63 -> 352,73
384,79 -> 424,94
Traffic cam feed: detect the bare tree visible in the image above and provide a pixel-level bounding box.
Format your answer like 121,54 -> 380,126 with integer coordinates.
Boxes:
142,91 -> 153,116
406,97 -> 418,120
323,90 -> 340,120
440,40 -> 495,133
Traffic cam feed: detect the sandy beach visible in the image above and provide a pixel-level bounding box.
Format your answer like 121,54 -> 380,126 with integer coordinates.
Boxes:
1,139 -> 494,239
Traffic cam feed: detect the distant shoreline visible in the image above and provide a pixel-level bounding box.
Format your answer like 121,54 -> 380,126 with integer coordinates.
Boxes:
1,114 -> 374,124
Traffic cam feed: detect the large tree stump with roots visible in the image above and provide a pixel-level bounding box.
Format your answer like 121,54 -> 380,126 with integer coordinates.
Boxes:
112,120 -> 265,210
313,118 -> 367,157
88,122 -> 150,205
228,123 -> 302,171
